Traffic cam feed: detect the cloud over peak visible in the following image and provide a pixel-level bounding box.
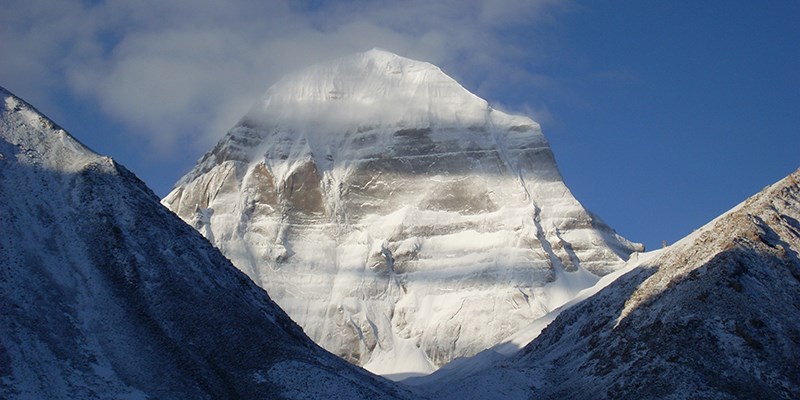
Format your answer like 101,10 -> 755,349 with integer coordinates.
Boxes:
1,0 -> 568,155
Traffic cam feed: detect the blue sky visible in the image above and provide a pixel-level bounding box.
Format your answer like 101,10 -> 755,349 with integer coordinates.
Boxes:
2,0 -> 798,251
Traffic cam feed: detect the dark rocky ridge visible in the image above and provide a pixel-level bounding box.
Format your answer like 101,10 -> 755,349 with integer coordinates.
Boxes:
426,169 -> 800,399
0,86 -> 411,399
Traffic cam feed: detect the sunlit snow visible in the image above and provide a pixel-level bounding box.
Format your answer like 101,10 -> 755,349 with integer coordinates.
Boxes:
163,50 -> 641,376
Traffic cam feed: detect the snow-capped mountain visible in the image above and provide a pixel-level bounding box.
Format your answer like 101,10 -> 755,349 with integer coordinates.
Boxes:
0,86 -> 410,399
163,49 -> 642,376
422,169 -> 800,399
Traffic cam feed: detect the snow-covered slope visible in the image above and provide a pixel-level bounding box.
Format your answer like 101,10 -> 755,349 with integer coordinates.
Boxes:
404,249 -> 663,388
422,169 -> 800,399
0,86 -> 411,399
163,49 -> 641,375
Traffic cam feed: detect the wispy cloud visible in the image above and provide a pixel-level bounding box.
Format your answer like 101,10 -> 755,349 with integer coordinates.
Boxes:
1,0 -> 571,156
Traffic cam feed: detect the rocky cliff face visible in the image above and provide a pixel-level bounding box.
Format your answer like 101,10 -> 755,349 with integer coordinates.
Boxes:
0,86 -> 409,399
163,50 -> 641,375
424,169 -> 800,399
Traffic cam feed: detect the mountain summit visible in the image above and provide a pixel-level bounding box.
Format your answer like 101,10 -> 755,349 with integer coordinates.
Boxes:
243,48 -> 490,130
164,50 -> 642,376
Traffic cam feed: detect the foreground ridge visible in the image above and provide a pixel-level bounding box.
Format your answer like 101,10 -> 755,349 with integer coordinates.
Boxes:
0,86 -> 410,399
424,169 -> 800,399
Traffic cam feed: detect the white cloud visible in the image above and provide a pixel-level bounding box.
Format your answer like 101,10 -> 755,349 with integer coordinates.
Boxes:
1,0 -> 570,156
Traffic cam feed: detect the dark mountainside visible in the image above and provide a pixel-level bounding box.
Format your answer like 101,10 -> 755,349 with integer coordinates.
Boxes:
0,86 -> 411,399
426,169 -> 800,399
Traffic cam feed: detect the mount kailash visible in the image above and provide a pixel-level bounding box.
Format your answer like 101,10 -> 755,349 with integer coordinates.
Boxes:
163,49 -> 643,376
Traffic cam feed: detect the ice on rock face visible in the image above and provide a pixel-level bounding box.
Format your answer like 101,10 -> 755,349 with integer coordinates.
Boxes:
163,49 -> 642,375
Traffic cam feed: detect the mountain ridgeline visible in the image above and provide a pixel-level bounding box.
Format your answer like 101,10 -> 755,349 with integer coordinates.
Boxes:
2,48 -> 798,400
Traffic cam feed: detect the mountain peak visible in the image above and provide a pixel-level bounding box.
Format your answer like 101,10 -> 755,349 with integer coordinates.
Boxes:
358,48 -> 415,64
165,51 -> 641,375
1,85 -> 101,173
242,50 -> 495,130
